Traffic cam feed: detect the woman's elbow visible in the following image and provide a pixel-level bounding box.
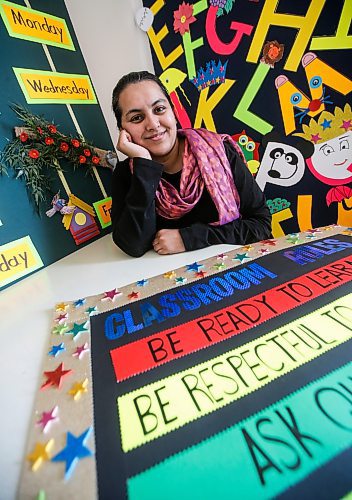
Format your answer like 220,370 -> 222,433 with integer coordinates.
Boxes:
112,231 -> 148,258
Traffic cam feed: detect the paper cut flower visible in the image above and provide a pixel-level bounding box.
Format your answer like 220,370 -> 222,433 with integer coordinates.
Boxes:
173,2 -> 196,35
29,149 -> 40,159
0,105 -> 105,209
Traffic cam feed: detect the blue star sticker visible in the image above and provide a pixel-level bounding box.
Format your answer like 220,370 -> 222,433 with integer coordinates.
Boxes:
136,279 -> 149,286
186,262 -> 204,272
321,118 -> 332,130
48,343 -> 65,357
74,298 -> 86,308
51,427 -> 93,479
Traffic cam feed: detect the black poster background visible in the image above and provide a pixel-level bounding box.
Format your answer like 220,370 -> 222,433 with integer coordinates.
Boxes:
91,235 -> 352,499
142,0 -> 352,234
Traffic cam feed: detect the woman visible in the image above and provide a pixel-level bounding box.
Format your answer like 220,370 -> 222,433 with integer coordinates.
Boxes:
111,71 -> 271,257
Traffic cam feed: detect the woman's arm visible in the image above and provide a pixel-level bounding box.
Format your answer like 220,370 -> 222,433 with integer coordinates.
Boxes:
179,142 -> 272,251
111,158 -> 163,257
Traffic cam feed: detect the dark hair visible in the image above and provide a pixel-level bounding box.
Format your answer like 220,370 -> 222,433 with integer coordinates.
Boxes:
112,71 -> 173,128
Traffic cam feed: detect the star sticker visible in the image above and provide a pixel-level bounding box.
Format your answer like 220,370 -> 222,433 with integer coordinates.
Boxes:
85,306 -> 97,316
175,276 -> 187,284
306,228 -> 322,234
186,262 -> 204,272
52,324 -> 69,336
72,343 -> 90,360
342,228 -> 352,236
286,234 -> 300,244
305,233 -> 317,239
55,313 -> 68,324
136,279 -> 149,286
27,439 -> 54,471
311,133 -> 322,144
341,119 -> 352,131
56,302 -> 69,312
213,262 -> 226,271
196,270 -> 207,278
216,253 -> 228,260
102,288 -> 122,301
66,321 -> 89,340
68,378 -> 88,400
164,270 -> 176,279
51,428 -> 93,480
258,248 -> 270,255
262,239 -> 276,246
41,363 -> 72,390
37,406 -> 59,433
233,253 -> 251,263
74,298 -> 86,308
242,245 -> 253,252
48,343 -> 65,357
320,118 -> 332,130
128,291 -> 140,300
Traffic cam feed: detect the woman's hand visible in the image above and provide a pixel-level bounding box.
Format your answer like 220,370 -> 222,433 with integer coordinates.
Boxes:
153,229 -> 186,255
116,129 -> 151,160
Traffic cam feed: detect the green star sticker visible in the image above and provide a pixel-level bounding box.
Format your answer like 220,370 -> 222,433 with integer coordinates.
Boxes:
85,306 -> 97,316
66,322 -> 89,339
233,253 -> 251,263
175,277 -> 187,284
286,235 -> 300,244
213,262 -> 226,270
52,324 -> 69,335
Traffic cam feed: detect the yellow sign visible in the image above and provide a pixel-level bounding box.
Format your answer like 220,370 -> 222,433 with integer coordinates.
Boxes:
0,0 -> 74,50
0,236 -> 43,288
118,294 -> 352,452
13,68 -> 97,104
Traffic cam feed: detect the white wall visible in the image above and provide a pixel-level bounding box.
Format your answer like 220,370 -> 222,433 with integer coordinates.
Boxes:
64,0 -> 154,151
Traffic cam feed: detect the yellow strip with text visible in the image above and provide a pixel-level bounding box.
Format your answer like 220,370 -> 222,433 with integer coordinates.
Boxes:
118,294 -> 352,452
13,68 -> 97,104
0,235 -> 43,288
0,0 -> 74,49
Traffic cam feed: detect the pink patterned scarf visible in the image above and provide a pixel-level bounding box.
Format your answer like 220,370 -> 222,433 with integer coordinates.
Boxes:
155,128 -> 244,225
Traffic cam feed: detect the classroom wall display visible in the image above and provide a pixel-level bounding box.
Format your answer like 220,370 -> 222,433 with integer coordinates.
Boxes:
17,225 -> 352,498
0,0 -> 114,289
141,0 -> 352,235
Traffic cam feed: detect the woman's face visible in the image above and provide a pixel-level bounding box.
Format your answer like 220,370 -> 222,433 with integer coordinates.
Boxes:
119,80 -> 177,160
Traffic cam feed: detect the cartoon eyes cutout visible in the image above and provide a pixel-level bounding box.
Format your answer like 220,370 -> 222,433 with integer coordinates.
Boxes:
321,140 -> 349,155
290,92 -> 302,105
269,147 -> 298,165
309,76 -> 322,89
289,76 -> 322,105
238,134 -> 255,151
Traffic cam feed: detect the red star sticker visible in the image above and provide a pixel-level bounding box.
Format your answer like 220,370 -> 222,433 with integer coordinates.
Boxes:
55,313 -> 68,324
102,288 -> 122,301
128,291 -> 139,300
41,363 -> 72,390
311,133 -> 322,144
196,270 -> 207,278
261,239 -> 276,246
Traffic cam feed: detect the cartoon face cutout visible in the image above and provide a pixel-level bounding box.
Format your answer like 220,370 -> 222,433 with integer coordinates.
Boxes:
255,142 -> 306,191
306,131 -> 352,185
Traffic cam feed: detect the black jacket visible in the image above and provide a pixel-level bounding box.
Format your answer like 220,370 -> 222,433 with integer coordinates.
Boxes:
111,141 -> 272,257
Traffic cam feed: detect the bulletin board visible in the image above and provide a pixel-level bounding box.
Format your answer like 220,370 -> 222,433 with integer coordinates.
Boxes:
141,0 -> 352,236
0,0 -> 114,290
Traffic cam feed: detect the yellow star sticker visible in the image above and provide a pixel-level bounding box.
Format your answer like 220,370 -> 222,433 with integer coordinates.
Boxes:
242,245 -> 253,252
55,302 -> 69,312
68,378 -> 88,400
164,270 -> 176,279
27,439 -> 54,471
